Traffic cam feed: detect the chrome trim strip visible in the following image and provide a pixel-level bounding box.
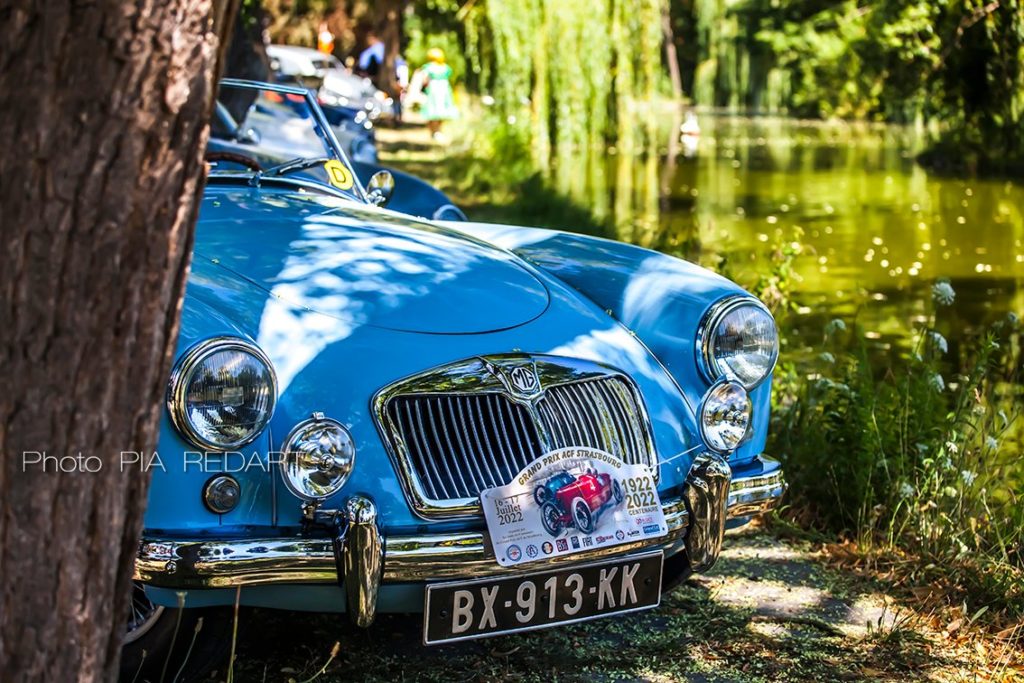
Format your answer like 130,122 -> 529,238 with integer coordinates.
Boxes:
134,495 -> 687,589
134,457 -> 786,590
372,354 -> 659,521
727,457 -> 788,518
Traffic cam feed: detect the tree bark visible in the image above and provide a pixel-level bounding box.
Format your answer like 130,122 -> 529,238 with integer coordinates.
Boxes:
369,0 -> 408,97
0,1 -> 237,680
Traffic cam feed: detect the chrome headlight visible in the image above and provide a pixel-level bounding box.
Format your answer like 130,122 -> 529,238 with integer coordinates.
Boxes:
280,414 -> 355,501
699,381 -> 752,453
697,296 -> 779,389
168,337 -> 277,450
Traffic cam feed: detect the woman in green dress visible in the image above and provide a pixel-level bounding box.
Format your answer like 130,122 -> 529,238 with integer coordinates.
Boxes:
418,47 -> 458,140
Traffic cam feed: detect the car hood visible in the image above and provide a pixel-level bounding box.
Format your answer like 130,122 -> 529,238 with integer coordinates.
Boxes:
194,186 -> 550,334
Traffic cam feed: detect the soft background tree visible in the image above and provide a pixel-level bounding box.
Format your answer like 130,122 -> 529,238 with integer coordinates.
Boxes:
0,1 -> 237,679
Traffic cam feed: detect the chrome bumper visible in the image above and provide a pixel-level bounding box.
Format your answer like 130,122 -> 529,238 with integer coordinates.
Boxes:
136,455 -> 785,622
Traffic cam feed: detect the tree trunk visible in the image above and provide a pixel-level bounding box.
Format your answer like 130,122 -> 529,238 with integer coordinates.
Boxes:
224,0 -> 272,83
0,1 -> 237,680
662,3 -> 684,100
374,0 -> 408,97
222,1 -> 272,123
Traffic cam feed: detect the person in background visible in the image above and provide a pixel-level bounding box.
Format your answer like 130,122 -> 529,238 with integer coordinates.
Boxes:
415,47 -> 458,141
357,31 -> 385,80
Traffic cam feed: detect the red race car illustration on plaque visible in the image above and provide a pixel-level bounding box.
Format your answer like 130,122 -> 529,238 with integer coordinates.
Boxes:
536,469 -> 624,536
482,446 -> 668,567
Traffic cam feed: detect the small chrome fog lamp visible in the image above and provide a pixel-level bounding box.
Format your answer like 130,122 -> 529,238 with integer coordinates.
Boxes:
699,380 -> 752,453
280,414 -> 355,501
203,474 -> 241,514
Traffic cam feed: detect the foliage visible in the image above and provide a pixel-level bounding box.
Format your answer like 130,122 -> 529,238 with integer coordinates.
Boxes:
401,0 -> 473,86
768,287 -> 1024,619
679,0 -> 1024,171
478,0 -> 664,200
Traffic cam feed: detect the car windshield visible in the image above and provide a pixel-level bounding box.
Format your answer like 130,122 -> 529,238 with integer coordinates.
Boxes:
208,79 -> 364,202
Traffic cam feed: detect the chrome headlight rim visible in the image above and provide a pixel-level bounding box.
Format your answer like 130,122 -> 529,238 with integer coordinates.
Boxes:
698,379 -> 753,454
279,414 -> 356,502
167,336 -> 278,451
696,295 -> 779,390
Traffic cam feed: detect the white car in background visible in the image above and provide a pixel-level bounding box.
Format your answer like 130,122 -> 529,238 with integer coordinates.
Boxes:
267,44 -> 394,120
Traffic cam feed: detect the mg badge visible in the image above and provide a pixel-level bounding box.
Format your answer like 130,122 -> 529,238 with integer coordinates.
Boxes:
508,365 -> 540,395
483,358 -> 542,399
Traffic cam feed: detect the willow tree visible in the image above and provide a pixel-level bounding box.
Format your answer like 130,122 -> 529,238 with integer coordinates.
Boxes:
482,0 -> 665,222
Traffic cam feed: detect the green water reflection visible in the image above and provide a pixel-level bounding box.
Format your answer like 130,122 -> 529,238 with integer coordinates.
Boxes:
608,114 -> 1024,349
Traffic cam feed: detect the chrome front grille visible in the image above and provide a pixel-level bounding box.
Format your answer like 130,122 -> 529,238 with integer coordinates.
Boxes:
386,394 -> 544,500
536,380 -> 650,466
375,355 -> 658,519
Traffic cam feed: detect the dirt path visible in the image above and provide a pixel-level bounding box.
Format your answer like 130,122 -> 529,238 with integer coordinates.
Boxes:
230,530 -> 1011,682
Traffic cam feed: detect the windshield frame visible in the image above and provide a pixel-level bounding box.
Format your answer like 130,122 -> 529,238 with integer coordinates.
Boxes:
212,78 -> 369,203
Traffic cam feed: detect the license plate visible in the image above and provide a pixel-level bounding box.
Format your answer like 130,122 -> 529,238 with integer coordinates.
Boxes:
423,551 -> 663,644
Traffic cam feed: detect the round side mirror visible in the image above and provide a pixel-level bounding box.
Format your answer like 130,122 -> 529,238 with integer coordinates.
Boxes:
237,127 -> 261,145
366,170 -> 395,207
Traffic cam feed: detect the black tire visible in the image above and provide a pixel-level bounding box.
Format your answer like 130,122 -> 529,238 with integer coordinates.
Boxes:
572,497 -> 595,534
120,584 -> 234,683
612,479 -> 624,505
540,501 -> 563,537
534,485 -> 549,506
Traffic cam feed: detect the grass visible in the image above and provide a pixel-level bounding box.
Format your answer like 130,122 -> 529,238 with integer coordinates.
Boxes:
221,531 -> 1012,683
767,294 -> 1024,628
376,114 -> 611,238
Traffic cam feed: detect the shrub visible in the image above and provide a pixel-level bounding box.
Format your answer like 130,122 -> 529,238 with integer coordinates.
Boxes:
769,284 -> 1024,618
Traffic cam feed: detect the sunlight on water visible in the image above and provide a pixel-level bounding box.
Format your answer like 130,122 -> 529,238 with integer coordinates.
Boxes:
606,113 -> 1024,348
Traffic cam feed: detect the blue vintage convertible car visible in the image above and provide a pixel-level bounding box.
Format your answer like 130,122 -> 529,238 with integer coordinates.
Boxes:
124,79 -> 785,676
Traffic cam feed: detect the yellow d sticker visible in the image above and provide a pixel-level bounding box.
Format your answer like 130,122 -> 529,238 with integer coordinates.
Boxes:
323,159 -> 354,190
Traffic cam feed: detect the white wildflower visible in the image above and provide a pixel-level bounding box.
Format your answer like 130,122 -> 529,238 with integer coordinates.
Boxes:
985,436 -> 998,451
931,280 -> 956,306
899,482 -> 915,499
939,456 -> 953,470
928,331 -> 948,354
945,441 -> 959,454
960,470 -> 977,486
825,318 -> 847,335
929,373 -> 945,392
819,351 -> 836,364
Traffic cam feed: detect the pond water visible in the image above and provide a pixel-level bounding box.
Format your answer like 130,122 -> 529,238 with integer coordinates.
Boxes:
605,114 -> 1024,356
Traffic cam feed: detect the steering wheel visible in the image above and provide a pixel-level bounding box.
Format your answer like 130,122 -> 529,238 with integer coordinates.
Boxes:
206,151 -> 262,172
